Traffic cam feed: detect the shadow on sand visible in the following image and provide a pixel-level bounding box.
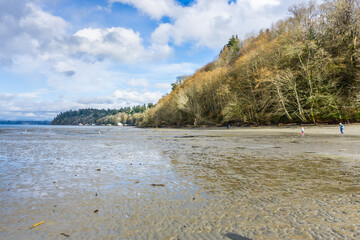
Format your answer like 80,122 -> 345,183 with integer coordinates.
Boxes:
225,233 -> 252,240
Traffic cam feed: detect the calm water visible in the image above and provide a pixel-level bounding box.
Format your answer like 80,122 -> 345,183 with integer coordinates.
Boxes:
0,125 -> 177,199
1,125 -> 360,239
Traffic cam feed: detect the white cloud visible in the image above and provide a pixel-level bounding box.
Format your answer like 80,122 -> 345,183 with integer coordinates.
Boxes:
0,88 -> 163,120
53,62 -> 76,76
0,93 -> 16,101
146,43 -> 173,61
73,27 -> 145,63
19,3 -> 67,39
155,83 -> 172,92
129,78 -> 149,87
0,90 -> 49,113
77,96 -> 114,104
46,59 -> 119,93
70,27 -> 173,64
110,0 -> 181,20
0,0 -> 172,71
141,0 -> 287,49
151,23 -> 172,44
0,1 -> 67,65
238,0 -> 280,9
113,89 -> 163,104
0,90 -> 47,103
23,112 -> 36,117
151,62 -> 198,75
0,111 -> 57,121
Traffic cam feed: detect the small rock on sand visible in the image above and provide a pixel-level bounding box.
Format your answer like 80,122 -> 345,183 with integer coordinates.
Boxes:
151,184 -> 165,187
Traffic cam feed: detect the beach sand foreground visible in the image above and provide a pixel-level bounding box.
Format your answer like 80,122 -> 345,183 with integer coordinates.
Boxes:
0,124 -> 359,239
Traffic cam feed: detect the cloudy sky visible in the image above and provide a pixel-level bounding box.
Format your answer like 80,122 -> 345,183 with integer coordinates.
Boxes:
1,0 -> 310,120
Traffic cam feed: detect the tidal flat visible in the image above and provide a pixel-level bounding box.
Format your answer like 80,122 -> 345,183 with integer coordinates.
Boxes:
0,124 -> 360,239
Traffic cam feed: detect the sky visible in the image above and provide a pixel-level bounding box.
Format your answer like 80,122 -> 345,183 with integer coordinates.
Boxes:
0,0 -> 312,120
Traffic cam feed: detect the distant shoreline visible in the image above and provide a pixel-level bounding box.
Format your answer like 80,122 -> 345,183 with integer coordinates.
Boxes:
0,120 -> 51,125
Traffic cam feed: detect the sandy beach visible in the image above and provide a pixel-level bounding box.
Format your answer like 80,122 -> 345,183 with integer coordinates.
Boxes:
0,124 -> 360,239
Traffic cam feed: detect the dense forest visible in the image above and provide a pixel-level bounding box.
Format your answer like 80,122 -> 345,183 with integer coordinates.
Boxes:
137,0 -> 360,127
52,104 -> 153,125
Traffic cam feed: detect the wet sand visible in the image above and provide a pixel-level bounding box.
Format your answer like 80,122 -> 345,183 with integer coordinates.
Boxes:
0,124 -> 360,239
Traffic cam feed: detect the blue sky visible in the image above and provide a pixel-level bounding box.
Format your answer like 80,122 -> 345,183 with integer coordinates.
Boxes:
0,0 -> 311,120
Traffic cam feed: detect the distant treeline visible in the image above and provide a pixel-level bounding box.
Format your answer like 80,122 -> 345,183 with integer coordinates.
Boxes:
52,104 -> 153,125
136,0 -> 360,127
0,120 -> 51,125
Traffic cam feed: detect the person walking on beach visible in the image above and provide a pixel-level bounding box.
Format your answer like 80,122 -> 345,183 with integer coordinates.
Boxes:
340,123 -> 344,134
301,126 -> 305,136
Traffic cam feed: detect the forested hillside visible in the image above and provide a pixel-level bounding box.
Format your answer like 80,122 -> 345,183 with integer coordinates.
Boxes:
138,0 -> 360,127
52,104 -> 153,125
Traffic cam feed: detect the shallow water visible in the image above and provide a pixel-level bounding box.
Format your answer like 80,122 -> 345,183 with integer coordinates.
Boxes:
0,125 -> 360,239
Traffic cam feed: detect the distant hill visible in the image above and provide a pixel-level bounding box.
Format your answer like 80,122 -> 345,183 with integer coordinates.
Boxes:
0,120 -> 51,125
137,0 -> 360,127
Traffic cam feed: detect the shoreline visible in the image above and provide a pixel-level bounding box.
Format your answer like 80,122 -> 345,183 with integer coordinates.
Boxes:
153,122 -> 360,133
